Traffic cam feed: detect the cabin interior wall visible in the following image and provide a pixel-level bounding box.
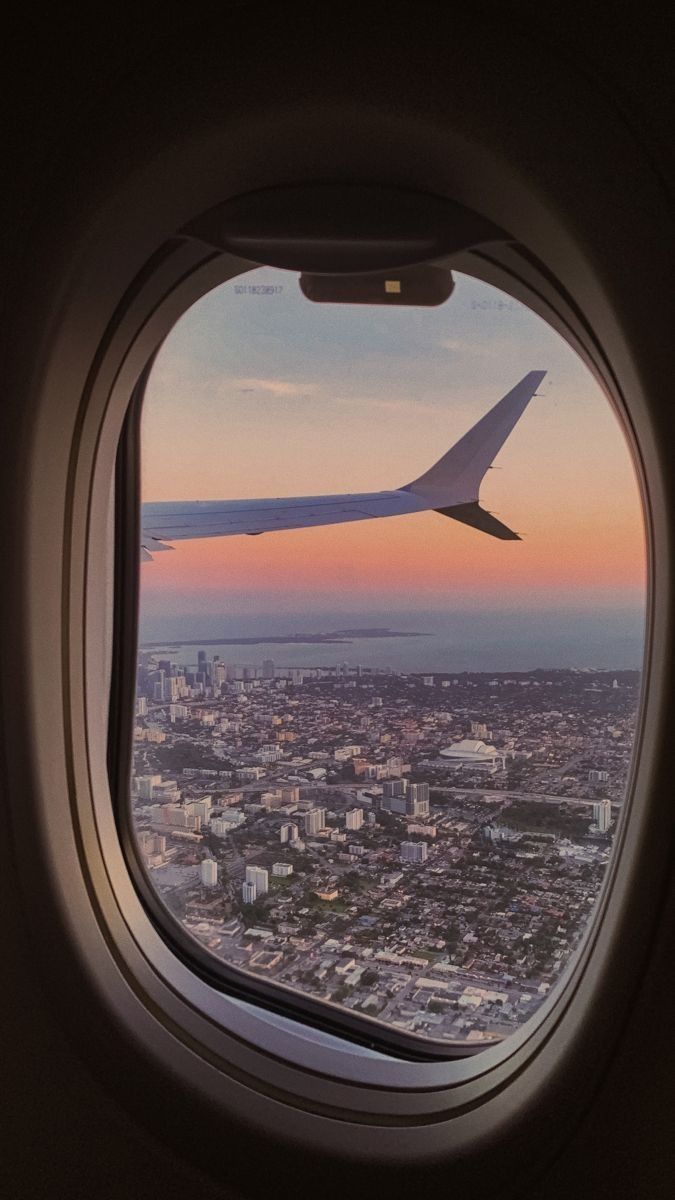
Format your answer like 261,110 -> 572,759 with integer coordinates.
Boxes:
1,6 -> 673,1198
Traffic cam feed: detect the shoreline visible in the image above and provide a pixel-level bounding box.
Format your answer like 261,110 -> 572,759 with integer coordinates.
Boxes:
140,627 -> 430,650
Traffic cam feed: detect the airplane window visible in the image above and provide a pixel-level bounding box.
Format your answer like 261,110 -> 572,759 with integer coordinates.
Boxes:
128,264 -> 645,1055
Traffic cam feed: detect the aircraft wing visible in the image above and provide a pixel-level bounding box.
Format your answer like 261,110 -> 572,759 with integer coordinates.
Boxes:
141,490 -> 427,554
141,370 -> 545,558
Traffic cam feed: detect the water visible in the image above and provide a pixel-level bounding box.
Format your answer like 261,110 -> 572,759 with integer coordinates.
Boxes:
138,607 -> 645,673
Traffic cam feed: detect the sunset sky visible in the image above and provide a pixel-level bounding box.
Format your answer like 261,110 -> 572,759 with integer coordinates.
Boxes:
140,267 -> 645,623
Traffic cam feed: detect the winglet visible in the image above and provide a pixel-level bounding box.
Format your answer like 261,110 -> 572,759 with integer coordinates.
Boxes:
404,370 -> 546,507
435,502 -> 521,540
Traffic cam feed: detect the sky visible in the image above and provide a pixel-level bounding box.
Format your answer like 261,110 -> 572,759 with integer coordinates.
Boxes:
140,267 -> 645,626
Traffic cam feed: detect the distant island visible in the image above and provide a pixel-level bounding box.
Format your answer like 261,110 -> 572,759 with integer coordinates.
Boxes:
140,627 -> 430,649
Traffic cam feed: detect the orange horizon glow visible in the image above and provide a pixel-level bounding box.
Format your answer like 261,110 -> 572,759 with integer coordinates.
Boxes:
140,507 -> 645,603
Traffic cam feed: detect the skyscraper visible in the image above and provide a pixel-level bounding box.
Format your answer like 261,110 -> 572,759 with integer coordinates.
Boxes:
407,782 -> 430,817
245,865 -> 269,895
242,880 -> 256,904
593,799 -> 612,833
304,809 -> 326,836
345,808 -> 364,831
200,858 -> 218,887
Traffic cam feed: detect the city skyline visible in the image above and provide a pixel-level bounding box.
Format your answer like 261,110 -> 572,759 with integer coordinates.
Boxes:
131,649 -> 638,1047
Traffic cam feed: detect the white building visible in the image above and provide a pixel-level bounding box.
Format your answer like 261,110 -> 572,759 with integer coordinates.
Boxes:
242,880 -> 256,904
334,745 -> 362,762
217,809 -> 245,828
593,799 -> 612,833
439,739 -> 506,772
345,808 -> 364,831
200,858 -> 218,887
280,822 -> 299,844
304,808 -> 326,836
272,862 -> 293,877
169,703 -> 189,723
245,865 -> 269,896
256,746 -> 283,764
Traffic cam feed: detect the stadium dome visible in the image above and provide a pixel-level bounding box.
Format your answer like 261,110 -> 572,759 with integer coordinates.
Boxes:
439,739 -> 505,770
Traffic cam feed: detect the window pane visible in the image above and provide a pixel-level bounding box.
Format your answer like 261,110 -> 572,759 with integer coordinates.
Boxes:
130,266 -> 645,1050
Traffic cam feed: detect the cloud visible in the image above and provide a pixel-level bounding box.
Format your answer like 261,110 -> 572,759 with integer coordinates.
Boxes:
437,337 -> 503,359
234,377 -> 321,397
366,396 -> 441,415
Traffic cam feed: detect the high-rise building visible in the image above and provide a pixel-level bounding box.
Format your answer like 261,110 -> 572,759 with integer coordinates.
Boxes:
136,774 -> 162,800
242,880 -> 256,904
200,858 -> 218,887
304,808 -> 326,836
593,799 -> 612,832
345,808 -> 364,831
188,798 -> 212,821
406,782 -> 430,817
262,659 -> 275,680
245,865 -> 269,895
169,703 -> 189,722
383,779 -> 407,799
400,841 -> 428,863
280,822 -> 299,844
381,795 -> 408,815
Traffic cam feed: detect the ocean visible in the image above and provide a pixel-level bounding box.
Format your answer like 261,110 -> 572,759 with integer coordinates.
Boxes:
138,607 -> 645,674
